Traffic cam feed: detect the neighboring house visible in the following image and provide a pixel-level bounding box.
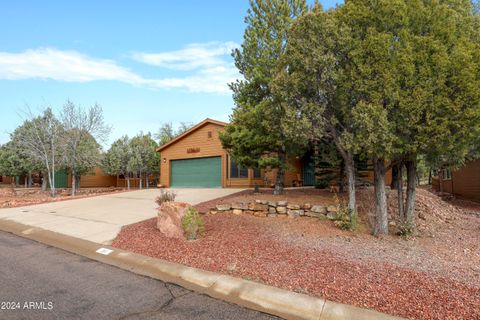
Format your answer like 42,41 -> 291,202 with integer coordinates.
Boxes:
1,167 -> 119,188
432,159 -> 480,202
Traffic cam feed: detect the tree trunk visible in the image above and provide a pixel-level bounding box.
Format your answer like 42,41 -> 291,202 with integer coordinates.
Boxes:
344,154 -> 356,216
397,163 -> 404,223
47,169 -> 55,197
274,151 -> 286,195
126,176 -> 131,190
139,173 -> 143,190
428,169 -> 432,185
338,160 -> 345,193
146,173 -> 149,189
71,168 -> 76,196
24,176 -> 28,188
41,172 -> 47,191
28,172 -> 32,188
405,159 -> 417,227
75,175 -> 81,192
373,158 -> 388,236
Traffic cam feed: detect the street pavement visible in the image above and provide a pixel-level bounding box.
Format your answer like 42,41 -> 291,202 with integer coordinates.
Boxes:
0,231 -> 277,320
0,188 -> 243,244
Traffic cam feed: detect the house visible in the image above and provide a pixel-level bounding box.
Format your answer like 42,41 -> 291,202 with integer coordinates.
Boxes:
432,159 -> 480,202
156,118 -> 313,188
1,168 -> 119,189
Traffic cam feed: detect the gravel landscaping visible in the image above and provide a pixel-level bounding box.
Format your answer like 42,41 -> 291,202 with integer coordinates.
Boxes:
112,188 -> 480,320
0,187 -> 128,208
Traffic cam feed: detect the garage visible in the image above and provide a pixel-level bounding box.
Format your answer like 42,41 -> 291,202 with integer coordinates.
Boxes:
170,156 -> 222,188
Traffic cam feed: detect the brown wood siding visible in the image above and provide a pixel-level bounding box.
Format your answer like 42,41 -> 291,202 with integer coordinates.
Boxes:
451,160 -> 480,202
432,176 -> 440,191
263,157 -> 302,187
441,179 -> 453,194
159,122 -> 228,187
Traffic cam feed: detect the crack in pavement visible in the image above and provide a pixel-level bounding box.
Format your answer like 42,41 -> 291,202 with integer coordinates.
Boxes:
117,282 -> 191,320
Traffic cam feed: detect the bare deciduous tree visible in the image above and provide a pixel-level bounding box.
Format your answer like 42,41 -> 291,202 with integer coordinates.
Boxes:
60,101 -> 110,196
13,108 -> 64,197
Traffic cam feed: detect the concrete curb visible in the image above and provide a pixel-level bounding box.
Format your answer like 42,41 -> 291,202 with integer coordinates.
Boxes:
0,219 -> 405,320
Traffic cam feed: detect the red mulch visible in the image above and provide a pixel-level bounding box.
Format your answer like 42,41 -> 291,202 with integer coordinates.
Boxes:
112,208 -> 480,320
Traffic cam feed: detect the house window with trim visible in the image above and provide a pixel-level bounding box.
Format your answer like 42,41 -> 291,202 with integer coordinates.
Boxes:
442,168 -> 452,180
230,158 -> 248,178
253,167 -> 261,178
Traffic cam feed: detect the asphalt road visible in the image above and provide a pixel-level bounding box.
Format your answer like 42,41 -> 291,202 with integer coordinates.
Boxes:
0,231 -> 278,320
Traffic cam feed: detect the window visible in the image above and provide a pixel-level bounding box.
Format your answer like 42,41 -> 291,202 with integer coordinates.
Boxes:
253,167 -> 261,178
207,131 -> 212,138
230,158 -> 248,178
442,168 -> 452,180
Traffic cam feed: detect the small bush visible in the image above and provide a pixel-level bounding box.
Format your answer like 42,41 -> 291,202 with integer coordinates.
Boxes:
155,189 -> 176,206
333,193 -> 358,230
397,223 -> 415,237
181,207 -> 205,240
334,209 -> 358,230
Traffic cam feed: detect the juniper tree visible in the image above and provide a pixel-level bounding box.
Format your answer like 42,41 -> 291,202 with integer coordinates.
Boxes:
220,0 -> 308,195
102,136 -> 132,189
339,0 -> 480,234
274,5 -> 360,215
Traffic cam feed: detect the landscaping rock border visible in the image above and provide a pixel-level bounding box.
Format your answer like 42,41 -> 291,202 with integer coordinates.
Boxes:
213,200 -> 338,220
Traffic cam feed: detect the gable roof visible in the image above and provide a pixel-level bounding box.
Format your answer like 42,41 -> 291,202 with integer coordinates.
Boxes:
156,118 -> 228,152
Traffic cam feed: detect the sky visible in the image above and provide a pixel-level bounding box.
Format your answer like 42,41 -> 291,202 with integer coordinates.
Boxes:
0,0 -> 341,148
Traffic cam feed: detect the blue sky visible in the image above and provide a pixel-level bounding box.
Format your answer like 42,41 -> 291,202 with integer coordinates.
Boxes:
0,0 -> 341,147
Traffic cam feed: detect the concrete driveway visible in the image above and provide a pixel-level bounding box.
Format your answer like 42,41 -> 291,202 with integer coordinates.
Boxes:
0,188 -> 243,244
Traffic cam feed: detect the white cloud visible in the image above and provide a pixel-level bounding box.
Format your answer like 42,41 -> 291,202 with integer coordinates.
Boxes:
132,42 -> 241,94
131,41 -> 239,70
0,48 -> 144,85
0,44 -> 241,94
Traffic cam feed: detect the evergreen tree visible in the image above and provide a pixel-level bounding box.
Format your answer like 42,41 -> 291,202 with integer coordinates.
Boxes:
220,0 -> 308,194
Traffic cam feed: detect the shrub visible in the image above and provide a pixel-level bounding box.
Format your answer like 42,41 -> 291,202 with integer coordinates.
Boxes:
334,209 -> 358,230
333,192 -> 358,230
181,207 -> 205,240
155,189 -> 176,206
397,223 -> 415,237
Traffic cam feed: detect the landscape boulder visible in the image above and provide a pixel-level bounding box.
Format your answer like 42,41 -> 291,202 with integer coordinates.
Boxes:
311,205 -> 326,214
305,211 -> 325,219
288,209 -> 303,218
267,201 -> 277,207
276,206 -> 287,214
216,204 -> 231,211
287,204 -> 301,210
249,203 -> 268,211
232,209 -> 243,215
327,205 -> 338,213
232,202 -> 248,210
157,202 -> 190,239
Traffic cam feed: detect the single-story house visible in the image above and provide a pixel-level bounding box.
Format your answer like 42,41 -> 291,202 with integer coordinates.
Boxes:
432,159 -> 480,202
156,118 -> 311,188
1,167 -> 134,189
157,118 -> 329,188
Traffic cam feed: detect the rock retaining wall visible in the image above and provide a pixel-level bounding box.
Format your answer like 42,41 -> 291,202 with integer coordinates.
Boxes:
209,200 -> 338,220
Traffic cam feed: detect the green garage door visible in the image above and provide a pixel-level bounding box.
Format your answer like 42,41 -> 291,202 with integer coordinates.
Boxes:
170,156 -> 222,188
